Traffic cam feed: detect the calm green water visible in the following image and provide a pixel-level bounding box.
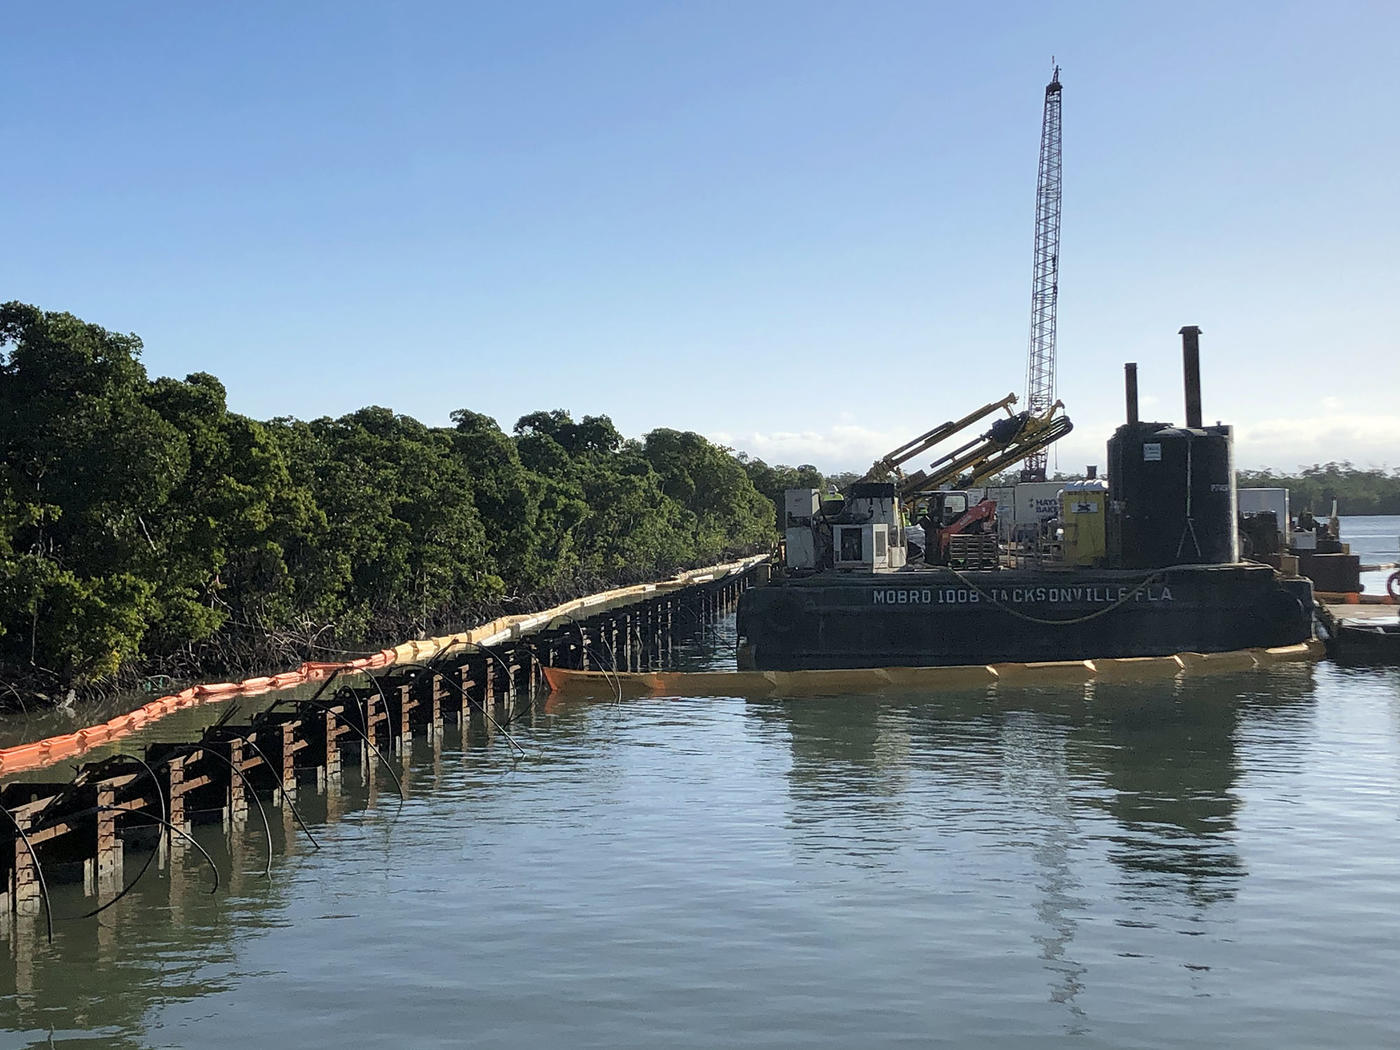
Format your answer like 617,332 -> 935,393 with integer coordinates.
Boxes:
4,620 -> 1400,1046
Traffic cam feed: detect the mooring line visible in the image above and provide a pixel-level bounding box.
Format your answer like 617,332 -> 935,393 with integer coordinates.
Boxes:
357,673 -> 409,815
116,704 -> 276,880
936,565 -> 1170,627
561,615 -> 623,705
264,665 -> 405,820
178,742 -> 275,880
465,641 -> 551,729
66,752 -> 168,920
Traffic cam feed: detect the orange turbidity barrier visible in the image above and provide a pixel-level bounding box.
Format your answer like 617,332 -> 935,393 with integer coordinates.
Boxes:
0,555 -> 767,776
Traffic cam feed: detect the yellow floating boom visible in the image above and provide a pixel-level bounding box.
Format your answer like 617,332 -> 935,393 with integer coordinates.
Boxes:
541,641 -> 1324,700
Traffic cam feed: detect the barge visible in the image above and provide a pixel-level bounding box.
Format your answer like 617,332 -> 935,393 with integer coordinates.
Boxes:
737,563 -> 1312,670
737,327 -> 1316,671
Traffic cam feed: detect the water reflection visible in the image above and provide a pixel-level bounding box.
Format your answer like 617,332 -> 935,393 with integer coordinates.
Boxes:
3,646 -> 1378,1050
0,721 -> 492,1047
999,707 -> 1089,1027
759,678 -> 1260,900
751,672 -> 1323,1021
3,823 -> 291,1048
768,696 -> 913,866
1084,679 -> 1245,906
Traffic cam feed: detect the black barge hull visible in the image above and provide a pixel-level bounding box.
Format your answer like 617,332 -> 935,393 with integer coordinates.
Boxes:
735,563 -> 1314,670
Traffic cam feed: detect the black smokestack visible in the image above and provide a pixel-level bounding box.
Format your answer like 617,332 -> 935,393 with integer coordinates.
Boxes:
1124,362 -> 1139,425
1180,325 -> 1203,429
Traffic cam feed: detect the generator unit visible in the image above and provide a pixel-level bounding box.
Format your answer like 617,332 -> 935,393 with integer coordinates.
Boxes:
832,522 -> 894,570
783,482 -> 907,573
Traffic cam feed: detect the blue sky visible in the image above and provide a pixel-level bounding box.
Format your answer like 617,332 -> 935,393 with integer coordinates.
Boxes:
5,2 -> 1397,473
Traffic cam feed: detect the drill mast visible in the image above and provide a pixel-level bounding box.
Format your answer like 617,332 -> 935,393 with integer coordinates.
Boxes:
1021,65 -> 1063,483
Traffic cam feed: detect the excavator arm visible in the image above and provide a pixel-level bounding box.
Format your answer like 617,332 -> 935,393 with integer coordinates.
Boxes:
933,498 -> 997,558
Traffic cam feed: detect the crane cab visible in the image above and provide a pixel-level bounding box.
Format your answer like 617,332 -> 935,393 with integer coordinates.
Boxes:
926,491 -> 969,527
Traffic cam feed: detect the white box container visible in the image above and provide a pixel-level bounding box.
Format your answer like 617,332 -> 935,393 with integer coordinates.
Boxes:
784,488 -> 821,526
785,527 -> 817,569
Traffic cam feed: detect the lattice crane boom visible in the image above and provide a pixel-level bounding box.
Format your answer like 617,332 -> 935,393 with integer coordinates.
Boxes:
1021,64 -> 1063,483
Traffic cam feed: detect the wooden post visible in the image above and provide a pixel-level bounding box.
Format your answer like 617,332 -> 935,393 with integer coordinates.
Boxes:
227,737 -> 249,826
164,752 -> 190,833
9,810 -> 39,916
94,781 -> 121,896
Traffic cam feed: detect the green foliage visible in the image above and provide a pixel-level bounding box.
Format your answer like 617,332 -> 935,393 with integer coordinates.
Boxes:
0,306 -> 775,687
264,407 -> 502,640
452,409 -> 565,594
515,410 -> 623,457
1,303 -> 177,676
643,429 -> 774,561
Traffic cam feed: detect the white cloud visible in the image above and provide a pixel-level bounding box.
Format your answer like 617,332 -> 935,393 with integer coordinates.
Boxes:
1233,412 -> 1400,471
712,423 -> 906,472
716,412 -> 1400,476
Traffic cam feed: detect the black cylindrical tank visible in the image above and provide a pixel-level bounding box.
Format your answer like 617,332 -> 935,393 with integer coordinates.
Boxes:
1108,422 -> 1238,568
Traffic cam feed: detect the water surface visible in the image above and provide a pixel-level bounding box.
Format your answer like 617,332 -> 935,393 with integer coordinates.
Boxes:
1344,514 -> 1399,595
3,607 -> 1400,1048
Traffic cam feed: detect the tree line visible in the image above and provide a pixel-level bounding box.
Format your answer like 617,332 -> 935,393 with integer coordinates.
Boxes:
989,466 -> 1400,516
0,303 -> 808,694
1237,464 -> 1400,517
19,301 -> 1387,697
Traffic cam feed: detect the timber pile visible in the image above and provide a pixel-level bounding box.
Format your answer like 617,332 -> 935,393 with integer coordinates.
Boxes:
0,564 -> 758,928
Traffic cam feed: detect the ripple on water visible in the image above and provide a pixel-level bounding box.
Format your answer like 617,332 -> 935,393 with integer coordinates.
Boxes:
3,631 -> 1400,1049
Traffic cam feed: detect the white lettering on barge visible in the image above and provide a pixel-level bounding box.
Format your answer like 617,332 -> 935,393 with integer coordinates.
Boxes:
870,585 -> 1174,606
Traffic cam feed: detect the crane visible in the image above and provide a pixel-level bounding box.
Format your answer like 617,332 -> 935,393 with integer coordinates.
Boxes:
1021,64 -> 1063,483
